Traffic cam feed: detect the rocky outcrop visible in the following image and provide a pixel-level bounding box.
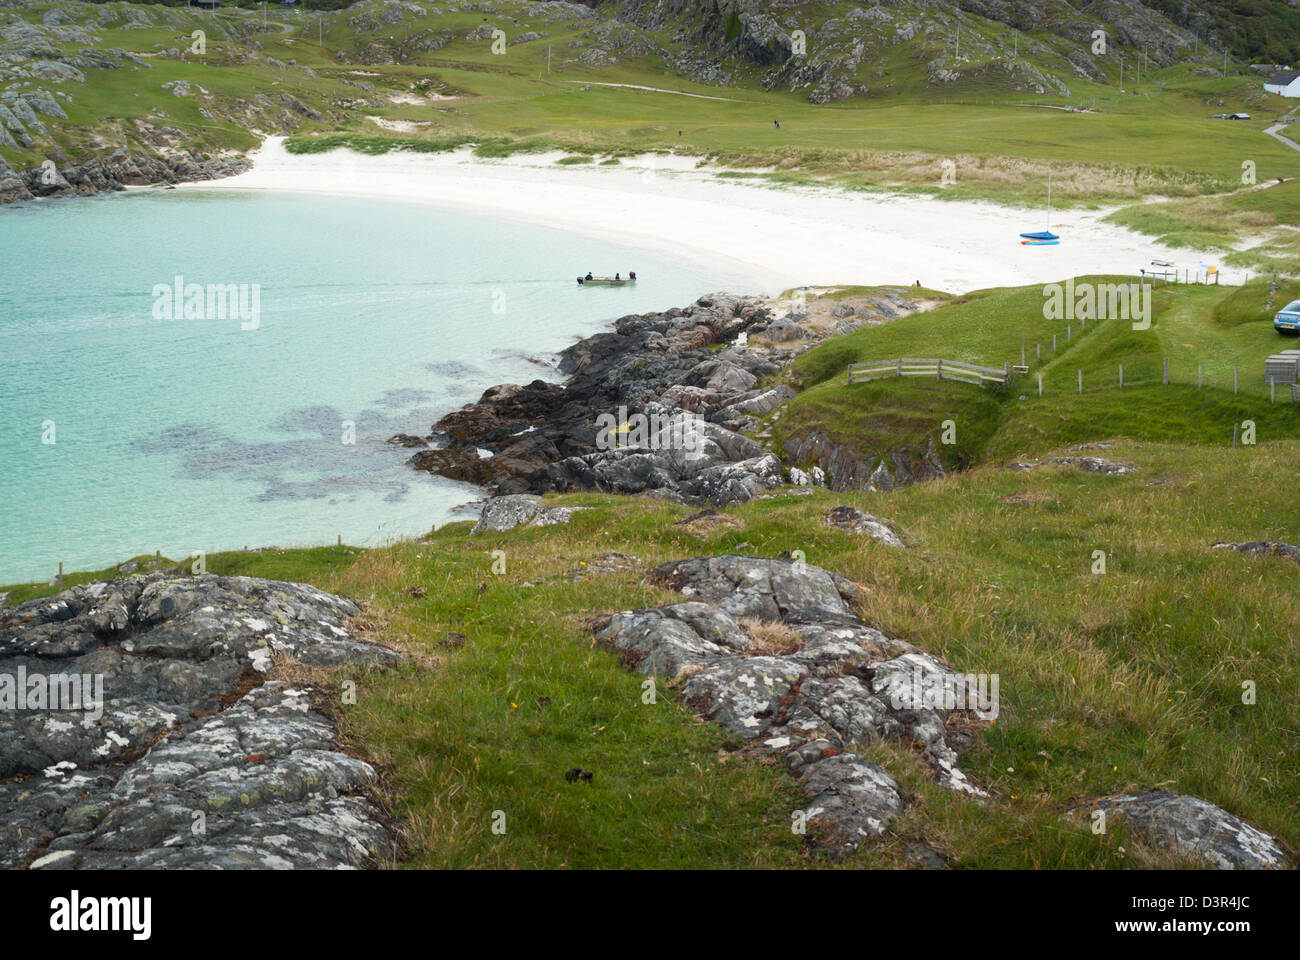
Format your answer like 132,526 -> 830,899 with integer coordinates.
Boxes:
472,494 -> 585,532
590,554 -> 989,856
406,295 -> 800,507
0,574 -> 401,869
1070,790 -> 1288,870
1006,456 -> 1137,475
783,431 -> 947,493
2,148 -> 249,204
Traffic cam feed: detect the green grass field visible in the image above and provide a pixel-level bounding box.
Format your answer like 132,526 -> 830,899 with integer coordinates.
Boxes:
5,435 -> 1296,868
780,277 -> 1300,471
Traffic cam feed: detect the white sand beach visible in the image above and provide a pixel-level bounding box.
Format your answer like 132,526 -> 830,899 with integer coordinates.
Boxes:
189,137 -> 1237,295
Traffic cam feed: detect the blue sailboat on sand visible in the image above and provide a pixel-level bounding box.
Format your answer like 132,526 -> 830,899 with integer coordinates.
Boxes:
1020,174 -> 1059,244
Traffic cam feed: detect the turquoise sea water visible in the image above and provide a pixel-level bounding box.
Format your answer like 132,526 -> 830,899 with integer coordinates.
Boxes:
0,189 -> 746,583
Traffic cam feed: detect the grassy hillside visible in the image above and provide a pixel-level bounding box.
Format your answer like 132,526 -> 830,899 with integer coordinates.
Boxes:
780,276 -> 1300,472
5,434 -> 1297,868
5,0 -> 1298,268
4,1 -> 1297,203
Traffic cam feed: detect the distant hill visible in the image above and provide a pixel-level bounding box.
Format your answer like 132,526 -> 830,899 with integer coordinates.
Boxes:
2,0 -> 1296,209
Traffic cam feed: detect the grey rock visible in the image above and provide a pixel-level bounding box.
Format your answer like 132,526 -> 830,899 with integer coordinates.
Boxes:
871,653 -> 989,797
1071,790 -> 1288,870
1210,541 -> 1300,565
649,554 -> 860,624
29,684 -> 392,870
0,575 -> 401,869
23,60 -> 85,82
764,316 -> 805,342
591,602 -> 744,679
799,754 -> 903,854
590,553 -> 991,853
785,674 -> 897,743
708,385 -> 795,423
1006,456 -> 1137,475
471,494 -> 584,532
824,506 -> 903,547
680,655 -> 805,738
783,432 -> 946,493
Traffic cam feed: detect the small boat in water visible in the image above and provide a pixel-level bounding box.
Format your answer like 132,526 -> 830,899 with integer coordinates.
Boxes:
577,271 -> 637,286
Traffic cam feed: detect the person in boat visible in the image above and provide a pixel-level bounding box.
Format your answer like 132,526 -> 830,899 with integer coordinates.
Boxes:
615,273 -> 621,280
585,271 -> 593,281
629,271 -> 636,280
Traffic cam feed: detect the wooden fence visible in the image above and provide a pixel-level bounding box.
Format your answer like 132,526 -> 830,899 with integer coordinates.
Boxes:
847,358 -> 1012,388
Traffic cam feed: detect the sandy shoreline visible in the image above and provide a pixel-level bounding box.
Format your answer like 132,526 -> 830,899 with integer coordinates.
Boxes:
187,137 -> 1238,295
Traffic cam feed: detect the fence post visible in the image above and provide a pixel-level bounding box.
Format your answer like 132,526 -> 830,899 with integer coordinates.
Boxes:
1004,361 -> 1010,382
1233,423 -> 1239,448
1163,357 -> 1169,385
846,364 -> 851,386
1234,368 -> 1239,395
57,561 -> 63,590
897,358 -> 902,378
1078,369 -> 1082,393
1038,372 -> 1043,397
937,358 -> 943,381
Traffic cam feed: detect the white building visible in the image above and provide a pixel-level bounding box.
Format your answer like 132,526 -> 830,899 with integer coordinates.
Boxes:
1264,71 -> 1300,96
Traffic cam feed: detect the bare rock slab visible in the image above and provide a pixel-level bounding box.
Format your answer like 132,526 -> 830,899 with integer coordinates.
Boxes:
649,554 -> 861,623
0,574 -> 401,869
1072,790 -> 1288,870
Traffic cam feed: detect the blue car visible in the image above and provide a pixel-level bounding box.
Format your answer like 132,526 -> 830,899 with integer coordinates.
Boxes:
1275,299 -> 1300,334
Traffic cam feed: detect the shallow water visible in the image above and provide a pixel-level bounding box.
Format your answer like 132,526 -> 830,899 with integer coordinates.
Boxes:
0,188 -> 746,583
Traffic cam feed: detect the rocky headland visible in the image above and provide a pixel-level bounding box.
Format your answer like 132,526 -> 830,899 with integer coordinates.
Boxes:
396,291 -> 945,506
0,148 -> 249,204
